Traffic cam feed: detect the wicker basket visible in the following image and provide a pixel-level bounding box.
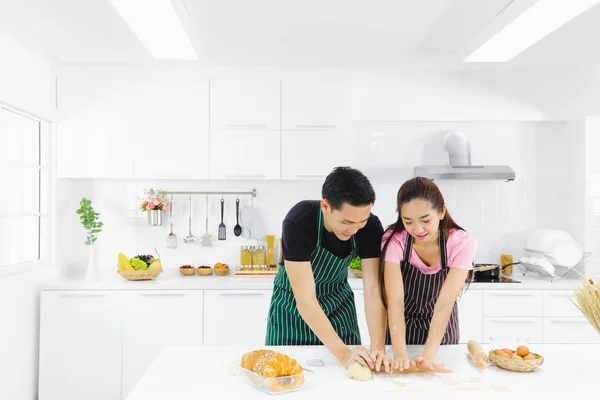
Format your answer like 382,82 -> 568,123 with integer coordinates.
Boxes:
214,267 -> 230,276
349,268 -> 363,278
179,267 -> 195,276
488,350 -> 544,372
118,268 -> 162,281
197,267 -> 213,276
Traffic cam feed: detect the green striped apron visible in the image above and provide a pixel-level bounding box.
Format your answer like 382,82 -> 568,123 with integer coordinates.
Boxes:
265,209 -> 361,345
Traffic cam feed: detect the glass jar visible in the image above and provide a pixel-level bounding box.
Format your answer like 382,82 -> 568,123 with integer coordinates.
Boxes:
501,253 -> 513,276
266,235 -> 275,266
253,245 -> 266,266
240,246 -> 253,266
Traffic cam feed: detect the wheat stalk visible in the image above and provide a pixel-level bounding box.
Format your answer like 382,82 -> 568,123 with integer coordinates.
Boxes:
570,279 -> 600,334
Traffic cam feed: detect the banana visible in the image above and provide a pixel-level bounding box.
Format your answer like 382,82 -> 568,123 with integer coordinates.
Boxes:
118,253 -> 134,271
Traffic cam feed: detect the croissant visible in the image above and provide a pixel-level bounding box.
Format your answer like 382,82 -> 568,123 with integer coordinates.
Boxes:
240,350 -> 304,393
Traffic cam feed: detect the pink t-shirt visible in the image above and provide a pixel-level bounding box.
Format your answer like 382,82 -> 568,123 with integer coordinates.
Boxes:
381,229 -> 476,274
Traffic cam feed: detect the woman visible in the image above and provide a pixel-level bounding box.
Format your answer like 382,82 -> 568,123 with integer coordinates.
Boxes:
380,177 -> 476,372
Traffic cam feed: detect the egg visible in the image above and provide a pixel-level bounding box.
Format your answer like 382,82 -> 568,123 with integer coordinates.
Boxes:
511,354 -> 523,361
516,345 -> 530,357
502,348 -> 514,355
523,353 -> 537,361
494,350 -> 510,358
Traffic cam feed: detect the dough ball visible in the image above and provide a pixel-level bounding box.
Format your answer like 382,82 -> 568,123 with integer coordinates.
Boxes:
347,363 -> 373,381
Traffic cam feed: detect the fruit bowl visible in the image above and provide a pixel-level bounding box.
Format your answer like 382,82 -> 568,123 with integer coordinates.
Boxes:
197,266 -> 212,276
214,262 -> 230,276
179,265 -> 195,276
117,253 -> 163,281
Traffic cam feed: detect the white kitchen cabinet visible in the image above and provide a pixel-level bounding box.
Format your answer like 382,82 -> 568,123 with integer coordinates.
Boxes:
483,317 -> 543,344
543,290 -> 580,317
483,290 -> 543,317
457,289 -> 483,343
353,290 -> 370,345
281,130 -> 354,179
281,80 -> 351,130
56,74 -> 134,178
543,317 -> 600,344
133,78 -> 209,179
39,291 -> 122,400
203,290 -> 272,346
121,291 -> 203,399
209,129 -> 281,179
210,79 -> 280,130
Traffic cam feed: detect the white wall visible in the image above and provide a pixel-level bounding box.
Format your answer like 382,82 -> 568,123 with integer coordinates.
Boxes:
56,120 -> 543,277
0,32 -> 55,400
0,31 -> 55,121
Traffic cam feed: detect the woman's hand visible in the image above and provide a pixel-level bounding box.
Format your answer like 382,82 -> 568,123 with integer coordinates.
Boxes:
391,357 -> 416,372
370,347 -> 390,372
414,356 -> 452,373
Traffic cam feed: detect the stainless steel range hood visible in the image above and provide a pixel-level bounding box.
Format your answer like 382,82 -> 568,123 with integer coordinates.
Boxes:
414,131 -> 515,181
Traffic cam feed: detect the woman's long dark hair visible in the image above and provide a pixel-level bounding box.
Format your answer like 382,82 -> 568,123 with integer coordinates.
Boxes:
379,177 -> 473,308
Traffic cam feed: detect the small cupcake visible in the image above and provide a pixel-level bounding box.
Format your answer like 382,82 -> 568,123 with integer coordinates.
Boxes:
179,265 -> 195,276
197,265 -> 212,276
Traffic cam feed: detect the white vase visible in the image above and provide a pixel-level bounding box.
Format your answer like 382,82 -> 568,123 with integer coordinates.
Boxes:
85,243 -> 99,281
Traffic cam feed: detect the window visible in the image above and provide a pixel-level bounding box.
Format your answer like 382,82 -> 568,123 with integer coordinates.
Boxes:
0,106 -> 46,268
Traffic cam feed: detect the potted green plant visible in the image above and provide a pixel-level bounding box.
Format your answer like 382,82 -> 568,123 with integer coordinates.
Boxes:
349,256 -> 362,278
76,198 -> 103,280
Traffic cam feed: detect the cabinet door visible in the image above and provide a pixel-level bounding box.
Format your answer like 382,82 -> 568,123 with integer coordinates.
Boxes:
281,80 -> 351,130
210,79 -> 280,130
483,317 -> 543,344
353,290 -> 370,345
121,290 -> 203,398
203,290 -> 272,346
281,130 -> 354,179
209,130 -> 281,179
457,290 -> 483,343
57,74 -> 134,178
133,78 -> 209,179
39,291 -> 122,400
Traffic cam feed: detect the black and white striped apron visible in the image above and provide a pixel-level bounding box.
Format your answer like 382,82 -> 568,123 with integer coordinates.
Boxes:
400,229 -> 459,345
265,209 -> 361,345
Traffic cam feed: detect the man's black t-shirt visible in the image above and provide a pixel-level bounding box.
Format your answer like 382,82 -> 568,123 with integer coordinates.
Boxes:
281,200 -> 384,262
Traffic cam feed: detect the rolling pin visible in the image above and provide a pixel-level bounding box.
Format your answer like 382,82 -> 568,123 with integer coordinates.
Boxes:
467,340 -> 488,369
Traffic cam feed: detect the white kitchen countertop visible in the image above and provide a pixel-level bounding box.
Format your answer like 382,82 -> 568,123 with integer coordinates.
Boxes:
39,268 -> 583,291
126,343 -> 596,398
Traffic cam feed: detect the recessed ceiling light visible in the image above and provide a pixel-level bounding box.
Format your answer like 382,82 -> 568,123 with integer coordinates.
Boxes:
109,0 -> 198,60
465,0 -> 600,62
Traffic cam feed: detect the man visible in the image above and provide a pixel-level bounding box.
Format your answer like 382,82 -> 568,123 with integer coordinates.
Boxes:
266,167 -> 390,371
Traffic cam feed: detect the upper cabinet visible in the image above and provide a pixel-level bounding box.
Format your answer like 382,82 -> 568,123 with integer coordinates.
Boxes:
133,78 -> 209,179
281,80 -> 351,131
57,74 -> 135,179
210,79 -> 280,130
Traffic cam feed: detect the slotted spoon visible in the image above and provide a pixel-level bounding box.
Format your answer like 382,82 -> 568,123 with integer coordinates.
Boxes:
183,194 -> 196,244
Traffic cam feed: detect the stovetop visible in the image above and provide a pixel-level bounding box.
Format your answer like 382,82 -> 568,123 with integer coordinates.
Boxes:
472,276 -> 521,283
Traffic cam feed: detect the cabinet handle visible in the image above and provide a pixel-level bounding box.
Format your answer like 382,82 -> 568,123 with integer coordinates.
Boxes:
220,124 -> 267,129
225,174 -> 267,179
219,292 -> 265,297
58,293 -> 106,299
293,124 -> 338,129
140,293 -> 186,298
489,319 -> 536,324
489,293 -> 535,297
295,174 -> 327,179
549,319 -> 588,324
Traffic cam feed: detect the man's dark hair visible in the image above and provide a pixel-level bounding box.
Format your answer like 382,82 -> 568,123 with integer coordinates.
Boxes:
321,166 -> 376,210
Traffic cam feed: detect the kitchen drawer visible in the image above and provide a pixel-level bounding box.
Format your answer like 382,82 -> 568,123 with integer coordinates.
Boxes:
543,317 -> 600,344
483,317 -> 543,343
483,290 -> 543,317
543,290 -> 580,317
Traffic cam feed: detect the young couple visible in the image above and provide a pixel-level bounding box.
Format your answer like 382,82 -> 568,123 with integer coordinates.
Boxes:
265,167 -> 476,373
